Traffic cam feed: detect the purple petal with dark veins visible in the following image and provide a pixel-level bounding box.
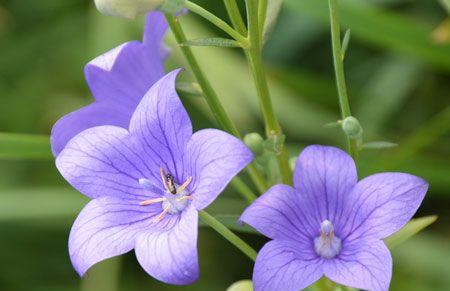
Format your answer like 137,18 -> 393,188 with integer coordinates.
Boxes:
293,145 -> 357,233
253,240 -> 323,291
129,69 -> 192,183
69,196 -> 158,276
184,129 -> 253,210
51,12 -> 168,156
324,239 -> 392,291
340,172 -> 428,241
135,205 -> 199,285
56,125 -> 159,199
240,184 -> 319,241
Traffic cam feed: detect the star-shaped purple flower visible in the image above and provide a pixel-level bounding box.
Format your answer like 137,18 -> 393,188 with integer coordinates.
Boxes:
240,145 -> 428,291
51,11 -> 169,156
56,69 -> 253,284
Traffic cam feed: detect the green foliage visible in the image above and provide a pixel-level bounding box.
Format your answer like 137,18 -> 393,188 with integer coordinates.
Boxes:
0,133 -> 52,160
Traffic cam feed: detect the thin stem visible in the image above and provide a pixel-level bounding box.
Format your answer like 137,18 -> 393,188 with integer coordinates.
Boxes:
328,0 -> 358,159
199,211 -> 257,261
245,0 -> 292,185
184,1 -> 248,46
223,0 -> 247,35
258,0 -> 268,37
231,177 -> 257,203
165,14 -> 268,193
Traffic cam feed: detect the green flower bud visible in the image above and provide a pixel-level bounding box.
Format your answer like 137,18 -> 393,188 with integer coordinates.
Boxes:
342,116 -> 363,139
94,0 -> 164,19
244,133 -> 264,155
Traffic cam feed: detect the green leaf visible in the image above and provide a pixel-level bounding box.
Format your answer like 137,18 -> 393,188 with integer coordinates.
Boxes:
227,280 -> 253,291
285,0 -> 450,71
361,141 -> 398,150
341,29 -> 351,60
263,0 -> 284,43
0,133 -> 52,160
384,215 -> 438,249
0,187 -> 86,221
180,37 -> 241,48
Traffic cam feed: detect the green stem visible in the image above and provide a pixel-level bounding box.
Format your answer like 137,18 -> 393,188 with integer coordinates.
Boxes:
199,211 -> 257,261
184,1 -> 248,46
328,0 -> 358,159
165,14 -> 267,194
223,0 -> 247,35
245,0 -> 292,185
231,177 -> 257,203
258,0 -> 268,37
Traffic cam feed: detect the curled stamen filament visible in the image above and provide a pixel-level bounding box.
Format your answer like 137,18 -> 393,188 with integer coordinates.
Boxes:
139,197 -> 166,206
177,195 -> 193,202
177,176 -> 193,192
154,206 -> 170,223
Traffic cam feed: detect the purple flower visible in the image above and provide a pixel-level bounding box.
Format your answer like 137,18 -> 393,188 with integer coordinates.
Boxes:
240,145 -> 427,291
56,69 -> 253,284
51,11 -> 169,156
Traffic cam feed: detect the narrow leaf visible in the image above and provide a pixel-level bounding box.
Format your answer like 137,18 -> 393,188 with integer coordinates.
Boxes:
180,37 -> 241,48
341,29 -> 351,60
361,141 -> 398,150
227,280 -> 253,291
0,133 -> 52,160
384,215 -> 438,249
263,0 -> 284,43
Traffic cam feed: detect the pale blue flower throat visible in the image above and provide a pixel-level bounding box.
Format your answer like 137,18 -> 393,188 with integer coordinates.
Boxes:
314,220 -> 342,259
138,167 -> 193,223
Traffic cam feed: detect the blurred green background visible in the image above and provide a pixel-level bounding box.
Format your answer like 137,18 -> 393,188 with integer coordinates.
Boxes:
0,0 -> 449,290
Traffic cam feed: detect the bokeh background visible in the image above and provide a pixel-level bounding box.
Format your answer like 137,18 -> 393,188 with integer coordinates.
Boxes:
0,0 -> 449,290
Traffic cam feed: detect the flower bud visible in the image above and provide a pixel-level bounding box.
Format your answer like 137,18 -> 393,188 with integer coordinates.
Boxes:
342,116 -> 363,140
94,0 -> 164,19
244,133 -> 264,155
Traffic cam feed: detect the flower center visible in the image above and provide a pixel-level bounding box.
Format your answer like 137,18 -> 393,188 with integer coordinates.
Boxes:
314,220 -> 342,259
138,167 -> 193,223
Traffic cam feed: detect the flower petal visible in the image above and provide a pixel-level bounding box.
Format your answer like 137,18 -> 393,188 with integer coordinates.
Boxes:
240,185 -> 319,241
293,145 -> 357,231
324,239 -> 392,291
340,173 -> 428,241
51,102 -> 131,156
56,125 -> 159,199
51,12 -> 168,157
69,196 -> 156,276
253,240 -> 323,291
85,12 -> 167,105
184,129 -> 253,210
143,11 -> 170,61
129,69 -> 192,183
135,205 -> 199,285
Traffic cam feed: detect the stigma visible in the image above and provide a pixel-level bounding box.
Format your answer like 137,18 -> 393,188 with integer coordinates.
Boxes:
138,167 -> 193,223
314,220 -> 342,259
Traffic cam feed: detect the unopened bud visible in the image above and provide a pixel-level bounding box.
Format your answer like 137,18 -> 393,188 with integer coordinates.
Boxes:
244,133 -> 264,155
94,0 -> 164,19
342,116 -> 363,139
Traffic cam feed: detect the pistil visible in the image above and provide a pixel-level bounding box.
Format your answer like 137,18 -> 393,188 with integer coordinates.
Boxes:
314,220 -> 342,259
